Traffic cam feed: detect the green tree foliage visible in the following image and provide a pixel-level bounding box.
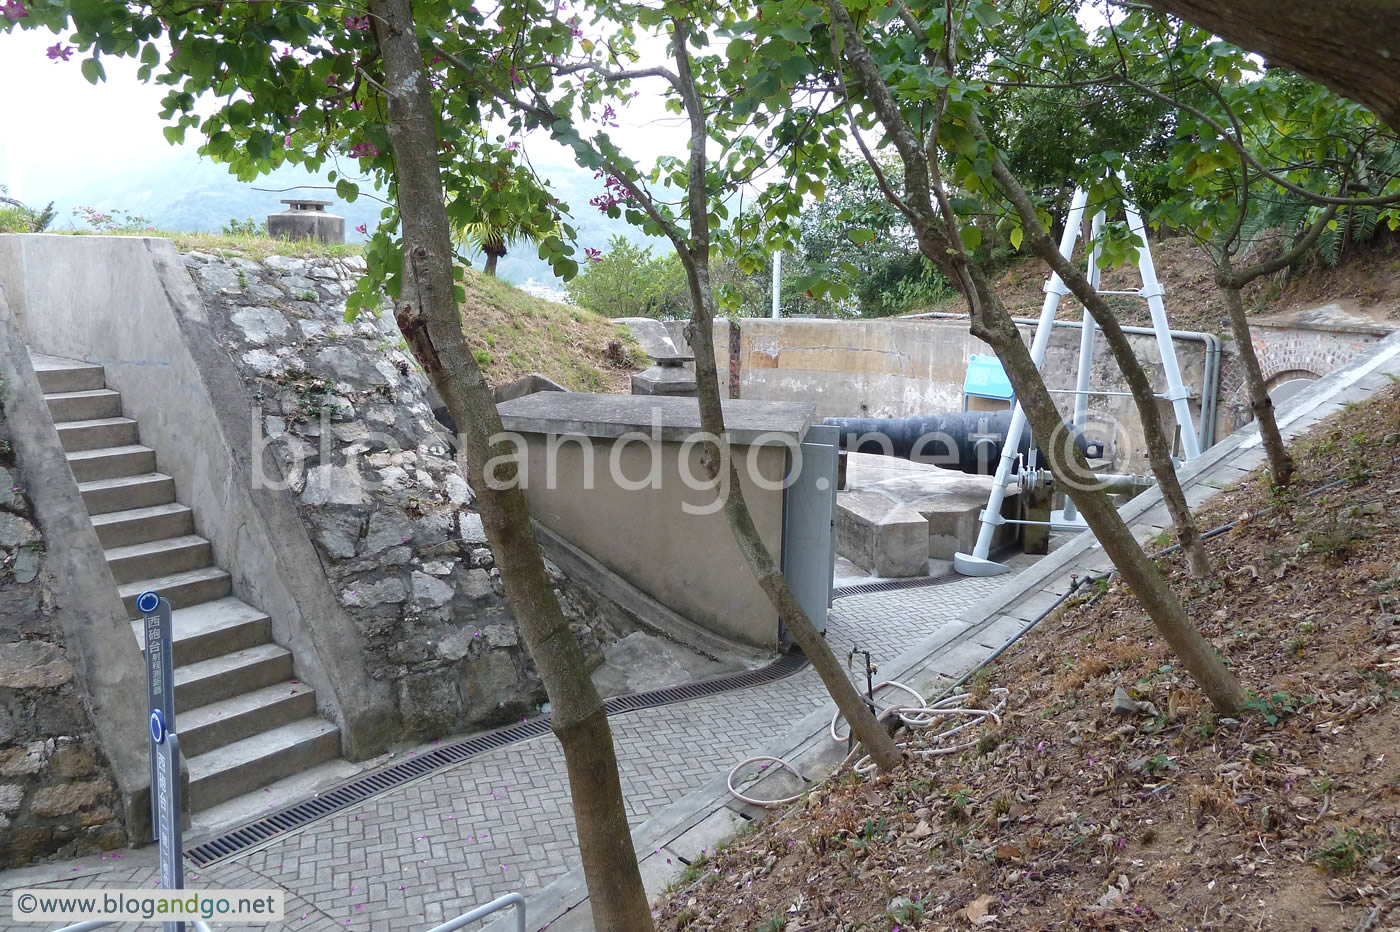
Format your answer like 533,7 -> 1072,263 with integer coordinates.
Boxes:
565,235 -> 688,318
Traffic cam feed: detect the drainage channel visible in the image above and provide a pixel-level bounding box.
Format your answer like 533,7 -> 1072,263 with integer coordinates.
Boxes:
185,650 -> 811,867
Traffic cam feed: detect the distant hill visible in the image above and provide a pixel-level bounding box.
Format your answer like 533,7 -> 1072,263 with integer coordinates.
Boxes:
38,147 -> 669,290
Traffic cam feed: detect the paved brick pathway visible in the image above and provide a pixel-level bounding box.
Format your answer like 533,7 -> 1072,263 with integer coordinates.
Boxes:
0,559 -> 1031,932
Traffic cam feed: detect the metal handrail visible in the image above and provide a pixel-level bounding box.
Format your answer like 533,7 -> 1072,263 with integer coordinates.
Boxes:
424,892 -> 526,932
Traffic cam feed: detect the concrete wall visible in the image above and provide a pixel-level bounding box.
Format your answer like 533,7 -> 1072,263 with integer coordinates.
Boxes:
0,284 -> 144,862
515,435 -> 787,649
711,317 -> 1217,474
0,234 -> 395,758
1221,322 -> 1387,409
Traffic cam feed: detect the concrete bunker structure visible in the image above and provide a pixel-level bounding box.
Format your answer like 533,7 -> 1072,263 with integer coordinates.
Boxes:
496,392 -> 837,650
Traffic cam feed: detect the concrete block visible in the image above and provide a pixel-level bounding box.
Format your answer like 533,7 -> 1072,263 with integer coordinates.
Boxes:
666,806 -> 751,864
640,849 -> 688,901
928,639 -> 993,679
836,494 -> 929,577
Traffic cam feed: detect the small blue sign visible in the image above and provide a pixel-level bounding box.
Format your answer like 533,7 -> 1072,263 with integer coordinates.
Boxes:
136,590 -> 160,615
149,710 -> 165,746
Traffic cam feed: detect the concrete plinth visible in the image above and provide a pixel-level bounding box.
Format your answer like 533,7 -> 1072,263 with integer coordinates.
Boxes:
836,453 -> 1021,577
267,199 -> 344,244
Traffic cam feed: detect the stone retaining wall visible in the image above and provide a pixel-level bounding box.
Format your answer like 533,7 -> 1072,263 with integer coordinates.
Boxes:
0,385 -> 127,867
183,252 -> 635,739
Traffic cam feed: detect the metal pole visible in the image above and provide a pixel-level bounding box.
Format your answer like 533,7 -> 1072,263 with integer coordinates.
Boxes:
425,893 -> 526,932
1060,211 -> 1105,526
771,251 -> 782,319
954,188 -> 1089,577
1120,184 -> 1200,460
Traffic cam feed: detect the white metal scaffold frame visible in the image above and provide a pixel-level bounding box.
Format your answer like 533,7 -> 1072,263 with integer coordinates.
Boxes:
952,184 -> 1200,576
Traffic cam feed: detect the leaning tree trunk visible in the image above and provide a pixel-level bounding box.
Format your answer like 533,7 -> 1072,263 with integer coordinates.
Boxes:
1139,0 -> 1400,131
1216,261 -> 1294,485
983,154 -> 1213,579
823,0 -> 1244,713
369,3 -> 653,929
966,264 -> 1246,713
483,248 -> 502,277
668,17 -> 903,773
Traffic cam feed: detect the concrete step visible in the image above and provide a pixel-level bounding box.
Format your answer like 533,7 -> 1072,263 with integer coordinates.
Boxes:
55,417 -> 139,453
91,503 -> 194,549
43,389 -> 122,423
177,681 -> 318,758
119,567 -> 231,616
186,718 -> 341,811
66,444 -> 157,483
105,534 -> 212,586
172,643 -> 293,710
77,472 -> 175,516
130,597 -> 271,667
31,355 -> 104,394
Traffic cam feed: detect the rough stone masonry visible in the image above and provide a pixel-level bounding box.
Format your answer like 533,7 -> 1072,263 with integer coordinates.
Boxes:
183,251 -> 638,740
0,380 -> 127,868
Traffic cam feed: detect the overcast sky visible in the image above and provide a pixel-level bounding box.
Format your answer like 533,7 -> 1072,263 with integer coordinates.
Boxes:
0,25 -> 691,214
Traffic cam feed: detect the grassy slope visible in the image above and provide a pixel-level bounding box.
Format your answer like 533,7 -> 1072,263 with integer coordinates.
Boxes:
655,385 -> 1400,931
460,267 -> 646,393
155,231 -> 642,392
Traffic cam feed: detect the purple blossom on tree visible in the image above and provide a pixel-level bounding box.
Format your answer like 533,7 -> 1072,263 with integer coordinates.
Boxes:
345,14 -> 370,31
355,223 -> 368,234
584,247 -> 603,263
1,0 -> 27,20
46,43 -> 74,61
348,141 -> 381,158
588,172 -> 632,212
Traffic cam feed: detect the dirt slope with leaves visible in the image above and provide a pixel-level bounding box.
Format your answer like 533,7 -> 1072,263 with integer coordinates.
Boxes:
655,385 -> 1400,931
923,236 -> 1400,335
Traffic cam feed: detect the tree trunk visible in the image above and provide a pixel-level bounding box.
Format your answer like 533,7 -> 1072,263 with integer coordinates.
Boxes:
368,3 -> 653,929
1139,0 -> 1400,130
966,264 -> 1246,714
667,17 -> 904,773
1216,262 -> 1294,485
483,249 -> 501,277
823,0 -> 1244,713
981,151 -> 1213,578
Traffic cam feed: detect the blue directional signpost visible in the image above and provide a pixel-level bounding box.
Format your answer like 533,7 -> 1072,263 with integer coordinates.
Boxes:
140,590 -> 185,932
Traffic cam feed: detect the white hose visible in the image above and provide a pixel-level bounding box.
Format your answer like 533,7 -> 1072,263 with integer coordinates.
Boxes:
727,683 -> 1010,808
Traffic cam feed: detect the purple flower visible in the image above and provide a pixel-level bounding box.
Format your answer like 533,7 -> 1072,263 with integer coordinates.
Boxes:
584,247 -> 603,263
46,43 -> 74,61
348,141 -> 381,159
600,104 -> 618,128
2,0 -> 27,20
345,14 -> 370,31
356,223 -> 367,234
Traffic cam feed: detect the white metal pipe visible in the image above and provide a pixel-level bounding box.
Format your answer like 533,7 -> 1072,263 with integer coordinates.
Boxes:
1120,192 -> 1200,459
1063,211 -> 1106,523
771,251 -> 782,319
958,188 -> 1088,575
903,311 -> 1221,452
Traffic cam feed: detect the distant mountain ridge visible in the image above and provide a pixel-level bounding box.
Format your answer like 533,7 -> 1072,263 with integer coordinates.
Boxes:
40,148 -> 664,288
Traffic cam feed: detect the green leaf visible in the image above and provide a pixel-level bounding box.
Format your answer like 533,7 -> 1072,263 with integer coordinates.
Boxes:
1009,226 -> 1023,250
848,228 -> 876,245
971,2 -> 1003,26
961,225 -> 982,250
336,179 -> 360,203
80,58 -> 106,85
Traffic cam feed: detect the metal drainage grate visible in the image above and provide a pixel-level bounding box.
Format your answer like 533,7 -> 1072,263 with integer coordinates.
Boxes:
185,649 -> 810,868
834,571 -> 960,597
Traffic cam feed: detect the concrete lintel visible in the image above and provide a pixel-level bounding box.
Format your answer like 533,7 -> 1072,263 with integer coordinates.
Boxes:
497,392 -> 816,446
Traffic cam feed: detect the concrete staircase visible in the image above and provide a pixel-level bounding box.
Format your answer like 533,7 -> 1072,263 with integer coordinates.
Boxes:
32,353 -> 342,813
